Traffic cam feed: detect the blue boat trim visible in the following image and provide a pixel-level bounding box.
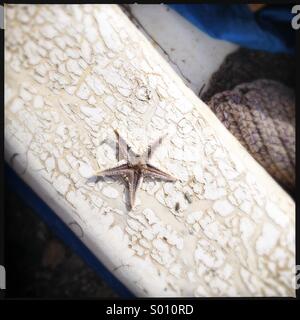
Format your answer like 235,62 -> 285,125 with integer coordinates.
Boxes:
169,4 -> 295,54
5,164 -> 135,298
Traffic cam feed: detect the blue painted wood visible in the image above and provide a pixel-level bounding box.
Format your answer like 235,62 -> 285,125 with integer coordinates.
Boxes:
5,164 -> 135,298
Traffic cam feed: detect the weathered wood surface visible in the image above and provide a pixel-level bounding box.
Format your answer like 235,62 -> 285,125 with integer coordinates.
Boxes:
124,4 -> 237,95
4,4 -> 295,297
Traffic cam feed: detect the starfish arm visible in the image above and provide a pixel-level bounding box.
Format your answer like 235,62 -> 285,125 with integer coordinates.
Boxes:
141,133 -> 168,161
114,130 -> 139,162
96,163 -> 132,178
127,170 -> 143,209
143,163 -> 176,182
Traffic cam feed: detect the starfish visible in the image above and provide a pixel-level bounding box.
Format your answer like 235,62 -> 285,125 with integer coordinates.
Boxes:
96,130 -> 176,210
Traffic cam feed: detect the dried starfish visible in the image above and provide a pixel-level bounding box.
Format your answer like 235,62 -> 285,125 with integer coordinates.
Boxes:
96,130 -> 176,210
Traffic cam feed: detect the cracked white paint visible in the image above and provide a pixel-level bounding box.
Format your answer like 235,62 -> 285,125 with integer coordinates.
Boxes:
4,4 -> 295,297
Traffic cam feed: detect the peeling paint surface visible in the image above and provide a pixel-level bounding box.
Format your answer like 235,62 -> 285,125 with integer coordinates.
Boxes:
4,4 -> 295,297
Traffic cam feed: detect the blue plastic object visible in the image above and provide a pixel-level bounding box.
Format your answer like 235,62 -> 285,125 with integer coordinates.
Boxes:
169,4 -> 295,54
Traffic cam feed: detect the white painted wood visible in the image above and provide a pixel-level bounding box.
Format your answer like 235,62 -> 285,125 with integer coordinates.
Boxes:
5,4 -> 295,297
126,4 -> 238,94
